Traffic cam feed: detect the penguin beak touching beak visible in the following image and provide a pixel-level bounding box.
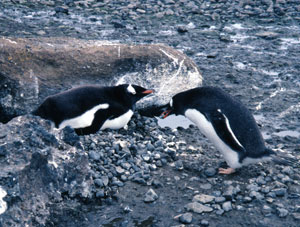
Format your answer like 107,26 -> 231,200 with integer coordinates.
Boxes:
161,109 -> 172,119
142,89 -> 154,95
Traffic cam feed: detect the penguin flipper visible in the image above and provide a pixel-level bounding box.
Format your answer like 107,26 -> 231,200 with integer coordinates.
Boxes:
210,109 -> 245,153
75,105 -> 127,135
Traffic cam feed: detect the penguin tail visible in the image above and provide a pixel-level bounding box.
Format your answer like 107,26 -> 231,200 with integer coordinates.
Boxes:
268,148 -> 299,167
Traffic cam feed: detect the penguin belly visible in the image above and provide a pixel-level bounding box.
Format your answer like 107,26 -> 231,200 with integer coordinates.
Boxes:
58,103 -> 109,129
100,110 -> 133,130
185,109 -> 242,169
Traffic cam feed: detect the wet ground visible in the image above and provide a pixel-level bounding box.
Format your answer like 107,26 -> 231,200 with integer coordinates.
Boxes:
1,0 -> 300,226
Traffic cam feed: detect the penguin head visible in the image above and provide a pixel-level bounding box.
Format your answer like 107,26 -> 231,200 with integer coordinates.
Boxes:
161,96 -> 182,118
122,84 -> 154,103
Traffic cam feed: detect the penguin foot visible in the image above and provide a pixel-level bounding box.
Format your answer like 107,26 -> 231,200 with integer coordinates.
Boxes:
218,167 -> 235,175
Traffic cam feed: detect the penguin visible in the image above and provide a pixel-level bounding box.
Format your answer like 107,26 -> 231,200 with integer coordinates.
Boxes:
33,84 -> 153,135
161,86 -> 279,174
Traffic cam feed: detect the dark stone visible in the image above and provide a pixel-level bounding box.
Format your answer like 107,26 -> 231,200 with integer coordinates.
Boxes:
204,167 -> 217,177
61,126 -> 81,148
55,7 -> 69,15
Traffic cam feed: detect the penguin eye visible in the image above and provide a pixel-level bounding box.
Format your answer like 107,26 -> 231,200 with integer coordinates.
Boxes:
127,84 -> 136,95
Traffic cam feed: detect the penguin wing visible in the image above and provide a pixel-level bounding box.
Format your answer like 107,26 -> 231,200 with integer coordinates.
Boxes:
75,104 -> 128,135
209,109 -> 246,153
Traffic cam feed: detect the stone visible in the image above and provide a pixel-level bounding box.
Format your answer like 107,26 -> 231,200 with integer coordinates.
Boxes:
0,37 -> 202,123
204,167 -> 216,177
255,31 -> 279,39
292,213 -> 300,220
179,212 -> 193,224
96,190 -> 105,198
89,151 -> 100,161
175,160 -> 184,171
101,176 -> 109,186
115,166 -> 125,175
223,185 -> 237,200
277,208 -> 289,218
94,179 -> 104,187
200,220 -> 209,226
185,202 -> 213,214
0,115 -> 93,226
144,188 -> 158,203
193,194 -> 215,204
222,201 -> 232,212
215,196 -> 226,203
272,188 -> 287,197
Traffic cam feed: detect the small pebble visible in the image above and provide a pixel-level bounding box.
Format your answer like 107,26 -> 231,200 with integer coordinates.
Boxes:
179,212 -> 193,224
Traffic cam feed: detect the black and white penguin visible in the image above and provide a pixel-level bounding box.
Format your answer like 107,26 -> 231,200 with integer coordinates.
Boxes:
33,84 -> 153,135
161,86 -> 277,174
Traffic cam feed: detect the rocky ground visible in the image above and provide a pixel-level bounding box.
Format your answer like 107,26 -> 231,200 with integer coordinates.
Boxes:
1,0 -> 300,226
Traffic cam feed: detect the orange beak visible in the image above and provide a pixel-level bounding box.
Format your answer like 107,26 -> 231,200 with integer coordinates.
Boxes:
142,89 -> 154,94
161,109 -> 172,119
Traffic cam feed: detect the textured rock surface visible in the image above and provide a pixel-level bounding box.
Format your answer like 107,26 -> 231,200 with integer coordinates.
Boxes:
0,115 -> 93,226
0,37 -> 202,123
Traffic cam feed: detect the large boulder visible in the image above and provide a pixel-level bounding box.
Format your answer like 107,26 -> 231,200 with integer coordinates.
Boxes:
0,37 -> 202,123
0,115 -> 94,226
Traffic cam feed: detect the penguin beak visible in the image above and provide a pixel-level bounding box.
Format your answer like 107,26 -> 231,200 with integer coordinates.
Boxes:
142,89 -> 154,94
160,109 -> 172,119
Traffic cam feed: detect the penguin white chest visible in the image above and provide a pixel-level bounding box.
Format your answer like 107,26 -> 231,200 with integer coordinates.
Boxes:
59,103 -> 109,129
100,110 -> 133,130
185,109 -> 242,168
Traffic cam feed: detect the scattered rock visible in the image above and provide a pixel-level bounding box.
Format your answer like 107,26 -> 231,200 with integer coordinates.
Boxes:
277,208 -> 289,218
204,167 -> 217,177
144,188 -> 158,203
185,202 -> 213,214
179,212 -> 193,224
222,201 -> 232,212
193,194 -> 215,204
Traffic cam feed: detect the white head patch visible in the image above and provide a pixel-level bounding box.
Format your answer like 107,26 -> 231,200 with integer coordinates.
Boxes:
127,84 -> 136,95
170,98 -> 173,107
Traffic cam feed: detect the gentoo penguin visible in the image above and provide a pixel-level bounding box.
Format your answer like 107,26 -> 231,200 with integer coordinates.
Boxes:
161,86 -> 277,174
33,84 -> 153,135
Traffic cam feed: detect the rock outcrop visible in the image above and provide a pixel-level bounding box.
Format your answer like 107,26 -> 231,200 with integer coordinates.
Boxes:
0,37 -> 202,123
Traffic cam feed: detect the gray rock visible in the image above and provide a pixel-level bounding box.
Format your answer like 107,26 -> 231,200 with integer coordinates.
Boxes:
215,196 -> 226,203
246,183 -> 261,192
175,160 -> 184,171
179,212 -> 193,224
277,208 -> 289,217
94,179 -> 104,187
89,151 -> 100,161
222,201 -> 232,212
243,196 -> 252,203
292,213 -> 300,220
262,205 -> 272,215
193,194 -> 215,204
101,176 -> 109,186
272,188 -> 287,197
144,188 -> 158,203
96,190 -> 105,198
200,219 -> 209,226
282,166 -> 294,175
223,185 -> 239,200
185,202 -> 213,214
115,166 -> 125,175
204,167 -> 217,177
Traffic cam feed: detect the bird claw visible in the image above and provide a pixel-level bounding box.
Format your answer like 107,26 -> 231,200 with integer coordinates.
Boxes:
218,167 -> 235,175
